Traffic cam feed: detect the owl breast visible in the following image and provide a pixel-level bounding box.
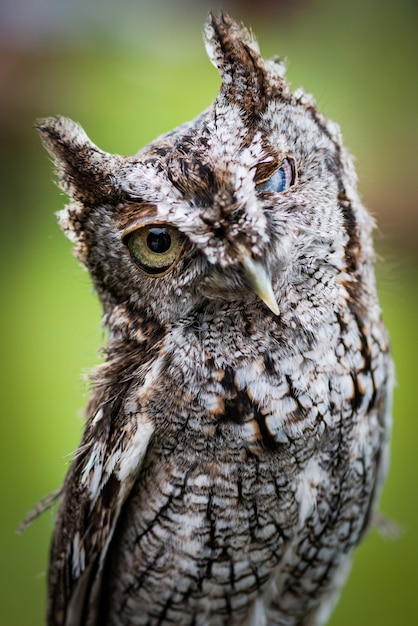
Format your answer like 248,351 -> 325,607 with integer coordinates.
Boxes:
97,307 -> 388,626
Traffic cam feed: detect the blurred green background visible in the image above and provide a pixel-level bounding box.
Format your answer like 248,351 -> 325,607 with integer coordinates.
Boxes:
1,0 -> 417,624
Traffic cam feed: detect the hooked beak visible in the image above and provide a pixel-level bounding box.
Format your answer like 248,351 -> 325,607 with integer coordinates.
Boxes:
237,245 -> 280,316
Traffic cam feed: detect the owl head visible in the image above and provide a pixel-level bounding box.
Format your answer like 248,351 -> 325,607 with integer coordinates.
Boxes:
38,13 -> 373,330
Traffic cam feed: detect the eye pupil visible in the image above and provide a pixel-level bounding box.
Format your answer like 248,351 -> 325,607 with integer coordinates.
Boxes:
146,228 -> 171,254
125,223 -> 185,277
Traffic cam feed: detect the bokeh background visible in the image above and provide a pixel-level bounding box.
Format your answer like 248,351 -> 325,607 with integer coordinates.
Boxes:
1,0 -> 417,624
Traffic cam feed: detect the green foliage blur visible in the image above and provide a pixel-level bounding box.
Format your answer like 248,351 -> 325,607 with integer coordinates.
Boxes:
1,1 -> 417,624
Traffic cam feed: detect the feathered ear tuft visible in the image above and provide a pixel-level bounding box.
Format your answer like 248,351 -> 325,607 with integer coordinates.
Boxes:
36,116 -> 123,205
204,11 -> 260,70
204,12 -> 288,117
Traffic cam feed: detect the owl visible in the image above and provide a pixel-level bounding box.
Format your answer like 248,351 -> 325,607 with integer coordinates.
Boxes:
37,12 -> 392,626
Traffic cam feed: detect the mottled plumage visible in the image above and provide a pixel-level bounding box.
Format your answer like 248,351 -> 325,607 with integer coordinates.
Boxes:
38,13 -> 392,626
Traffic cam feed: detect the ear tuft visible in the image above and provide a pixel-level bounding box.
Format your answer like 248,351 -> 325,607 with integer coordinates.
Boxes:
204,12 -> 260,71
203,13 -> 288,117
36,116 -> 123,205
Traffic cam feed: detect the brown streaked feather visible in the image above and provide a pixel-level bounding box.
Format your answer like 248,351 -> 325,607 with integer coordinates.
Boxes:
47,334 -> 161,626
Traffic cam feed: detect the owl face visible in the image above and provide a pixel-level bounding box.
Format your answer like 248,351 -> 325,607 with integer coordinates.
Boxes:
38,14 -> 368,328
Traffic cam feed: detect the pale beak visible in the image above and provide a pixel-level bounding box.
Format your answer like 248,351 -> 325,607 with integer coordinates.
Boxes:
237,245 -> 280,316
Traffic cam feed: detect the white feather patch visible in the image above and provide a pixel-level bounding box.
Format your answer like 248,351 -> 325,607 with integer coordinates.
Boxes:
71,531 -> 86,578
295,457 -> 328,525
116,420 -> 154,483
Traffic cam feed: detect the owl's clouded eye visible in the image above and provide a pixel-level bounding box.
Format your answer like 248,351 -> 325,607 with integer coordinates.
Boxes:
255,157 -> 296,194
125,224 -> 185,277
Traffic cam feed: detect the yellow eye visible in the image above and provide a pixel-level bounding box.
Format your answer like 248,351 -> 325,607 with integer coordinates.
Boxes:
125,224 -> 185,277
